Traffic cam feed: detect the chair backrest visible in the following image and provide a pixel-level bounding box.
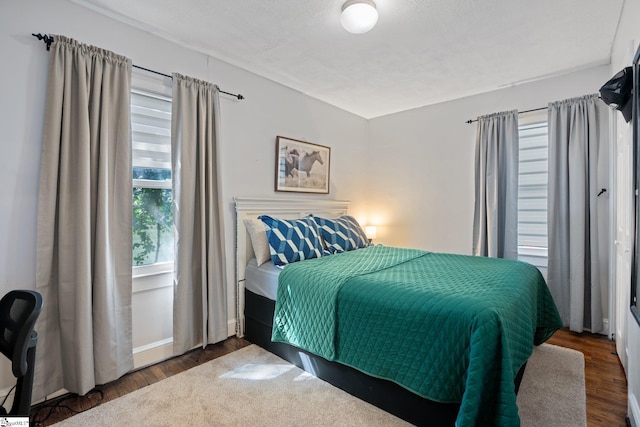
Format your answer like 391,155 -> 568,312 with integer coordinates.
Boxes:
0,290 -> 43,378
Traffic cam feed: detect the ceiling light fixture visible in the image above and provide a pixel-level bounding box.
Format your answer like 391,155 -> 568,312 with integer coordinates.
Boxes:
340,0 -> 378,34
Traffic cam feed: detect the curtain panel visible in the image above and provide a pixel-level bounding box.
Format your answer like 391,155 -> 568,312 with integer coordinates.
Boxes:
472,110 -> 519,259
547,94 -> 608,333
172,74 -> 228,355
34,35 -> 133,399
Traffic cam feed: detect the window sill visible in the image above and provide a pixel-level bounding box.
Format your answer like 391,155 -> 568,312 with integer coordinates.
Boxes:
133,262 -> 174,279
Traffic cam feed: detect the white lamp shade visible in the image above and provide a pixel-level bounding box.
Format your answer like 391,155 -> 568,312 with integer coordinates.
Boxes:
341,0 -> 378,34
365,225 -> 377,240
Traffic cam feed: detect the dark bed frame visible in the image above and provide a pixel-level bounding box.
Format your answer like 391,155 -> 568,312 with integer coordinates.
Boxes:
244,289 -> 526,427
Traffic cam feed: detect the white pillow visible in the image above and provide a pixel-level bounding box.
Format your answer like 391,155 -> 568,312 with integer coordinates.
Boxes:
243,218 -> 271,267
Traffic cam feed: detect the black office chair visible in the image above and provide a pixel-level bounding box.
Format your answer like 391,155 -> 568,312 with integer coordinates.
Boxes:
0,290 -> 43,416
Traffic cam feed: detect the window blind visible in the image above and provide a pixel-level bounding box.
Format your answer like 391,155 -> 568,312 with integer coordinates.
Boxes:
518,121 -> 549,277
131,90 -> 172,171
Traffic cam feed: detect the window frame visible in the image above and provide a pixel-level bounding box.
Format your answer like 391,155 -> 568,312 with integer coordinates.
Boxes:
131,70 -> 174,278
517,110 -> 549,276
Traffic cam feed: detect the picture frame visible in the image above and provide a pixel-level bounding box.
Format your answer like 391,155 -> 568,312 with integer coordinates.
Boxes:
275,136 -> 331,194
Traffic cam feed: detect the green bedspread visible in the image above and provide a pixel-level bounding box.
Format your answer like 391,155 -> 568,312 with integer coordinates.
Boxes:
271,246 -> 562,427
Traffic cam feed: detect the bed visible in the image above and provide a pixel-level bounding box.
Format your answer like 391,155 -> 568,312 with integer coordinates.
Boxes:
234,197 -> 562,427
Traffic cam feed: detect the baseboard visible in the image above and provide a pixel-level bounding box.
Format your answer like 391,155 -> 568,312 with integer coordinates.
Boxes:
582,318 -> 609,336
133,338 -> 174,369
629,392 -> 639,427
0,387 -> 63,411
132,318 -> 236,370
30,387 -> 70,406
228,319 -> 236,337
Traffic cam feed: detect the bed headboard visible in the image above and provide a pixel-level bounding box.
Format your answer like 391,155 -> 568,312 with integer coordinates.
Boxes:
234,197 -> 350,337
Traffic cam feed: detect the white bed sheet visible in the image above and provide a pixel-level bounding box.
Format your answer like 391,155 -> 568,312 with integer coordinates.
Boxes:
245,258 -> 282,301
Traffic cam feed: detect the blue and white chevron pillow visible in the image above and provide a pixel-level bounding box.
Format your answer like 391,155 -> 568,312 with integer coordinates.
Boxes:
309,215 -> 369,254
258,215 -> 324,266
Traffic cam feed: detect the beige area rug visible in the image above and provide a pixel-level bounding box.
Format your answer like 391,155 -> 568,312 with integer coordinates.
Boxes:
517,343 -> 586,427
53,343 -> 585,427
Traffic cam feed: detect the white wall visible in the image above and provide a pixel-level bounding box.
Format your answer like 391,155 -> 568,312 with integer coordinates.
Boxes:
0,0 -> 369,391
367,65 -> 611,254
609,0 -> 640,424
0,0 -> 633,407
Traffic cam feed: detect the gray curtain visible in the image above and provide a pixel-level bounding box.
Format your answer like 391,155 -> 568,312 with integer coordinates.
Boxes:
34,35 -> 133,399
172,74 -> 227,355
547,94 -> 608,333
472,110 -> 519,259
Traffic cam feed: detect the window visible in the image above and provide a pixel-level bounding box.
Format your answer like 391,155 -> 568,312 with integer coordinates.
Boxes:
131,74 -> 173,273
517,115 -> 549,278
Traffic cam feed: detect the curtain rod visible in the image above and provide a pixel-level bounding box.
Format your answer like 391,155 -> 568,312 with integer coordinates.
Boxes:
131,65 -> 244,100
32,33 -> 245,101
465,106 -> 547,124
465,95 -> 604,124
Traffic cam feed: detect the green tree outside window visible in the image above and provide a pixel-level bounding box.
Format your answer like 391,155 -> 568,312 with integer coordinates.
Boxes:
132,167 -> 174,266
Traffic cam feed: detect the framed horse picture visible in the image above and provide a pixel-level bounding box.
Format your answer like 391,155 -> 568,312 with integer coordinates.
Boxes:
275,136 -> 330,194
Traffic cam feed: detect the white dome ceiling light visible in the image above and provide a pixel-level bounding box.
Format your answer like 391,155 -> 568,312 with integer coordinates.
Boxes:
340,0 -> 378,34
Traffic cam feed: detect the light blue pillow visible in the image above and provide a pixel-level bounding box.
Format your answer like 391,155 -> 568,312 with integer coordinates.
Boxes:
258,215 -> 324,266
309,215 -> 369,254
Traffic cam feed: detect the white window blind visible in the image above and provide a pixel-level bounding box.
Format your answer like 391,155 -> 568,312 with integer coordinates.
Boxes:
131,90 -> 172,174
518,120 -> 549,278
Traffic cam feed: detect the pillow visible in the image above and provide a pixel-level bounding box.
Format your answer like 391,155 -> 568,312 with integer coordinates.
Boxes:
258,215 -> 324,266
243,218 -> 271,267
310,215 -> 369,254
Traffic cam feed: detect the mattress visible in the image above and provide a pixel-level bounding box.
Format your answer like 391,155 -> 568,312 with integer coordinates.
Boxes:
245,258 -> 281,301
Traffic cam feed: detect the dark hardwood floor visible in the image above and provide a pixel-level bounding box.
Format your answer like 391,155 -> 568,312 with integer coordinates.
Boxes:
31,328 -> 627,426
547,329 -> 628,426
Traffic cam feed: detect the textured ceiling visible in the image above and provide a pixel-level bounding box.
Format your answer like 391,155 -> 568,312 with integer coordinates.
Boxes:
72,0 -> 624,119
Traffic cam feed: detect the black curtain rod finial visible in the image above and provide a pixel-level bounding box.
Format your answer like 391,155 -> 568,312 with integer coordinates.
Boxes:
32,33 -> 54,51
219,89 -> 244,100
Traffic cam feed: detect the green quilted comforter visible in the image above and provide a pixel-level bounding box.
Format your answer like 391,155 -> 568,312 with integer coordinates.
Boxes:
271,246 -> 562,426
